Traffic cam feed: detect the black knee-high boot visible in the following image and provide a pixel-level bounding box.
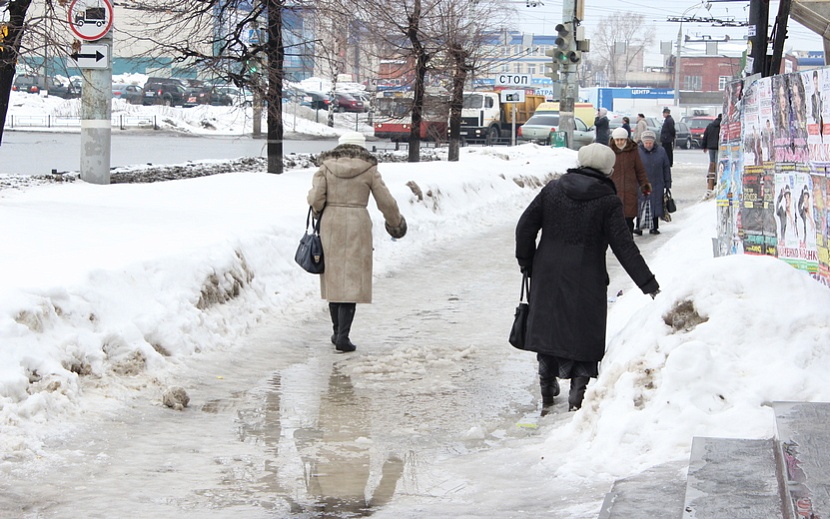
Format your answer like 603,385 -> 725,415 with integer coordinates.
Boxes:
537,354 -> 560,407
328,303 -> 339,345
568,377 -> 590,411
335,303 -> 357,352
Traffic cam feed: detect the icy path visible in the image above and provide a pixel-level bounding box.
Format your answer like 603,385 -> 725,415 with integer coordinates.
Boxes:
0,161 -> 703,518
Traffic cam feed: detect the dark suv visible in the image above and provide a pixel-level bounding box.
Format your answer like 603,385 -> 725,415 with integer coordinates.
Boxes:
12,75 -> 47,94
142,77 -> 187,106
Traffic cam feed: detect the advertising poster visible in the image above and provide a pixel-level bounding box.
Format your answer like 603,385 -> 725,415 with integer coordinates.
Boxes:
806,69 -> 827,162
775,166 -> 818,272
742,81 -> 764,167
772,75 -> 794,162
789,74 -> 809,163
813,170 -> 829,285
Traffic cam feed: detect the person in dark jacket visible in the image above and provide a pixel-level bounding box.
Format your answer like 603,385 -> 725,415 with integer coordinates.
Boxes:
660,107 -> 676,167
636,131 -> 672,235
515,143 -> 660,412
621,116 -> 632,138
702,114 -> 722,191
594,108 -> 610,146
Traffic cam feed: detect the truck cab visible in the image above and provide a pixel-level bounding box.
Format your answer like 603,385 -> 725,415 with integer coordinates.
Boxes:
460,91 -> 544,145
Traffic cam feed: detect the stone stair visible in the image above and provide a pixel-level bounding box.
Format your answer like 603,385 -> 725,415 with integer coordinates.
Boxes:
597,401 -> 830,518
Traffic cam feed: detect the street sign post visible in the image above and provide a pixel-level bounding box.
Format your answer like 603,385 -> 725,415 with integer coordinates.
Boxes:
67,44 -> 109,69
500,90 -> 526,103
67,0 -> 114,42
494,74 -> 532,87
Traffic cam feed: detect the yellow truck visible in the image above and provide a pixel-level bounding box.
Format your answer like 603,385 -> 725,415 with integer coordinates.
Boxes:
533,101 -> 596,126
460,91 -> 546,144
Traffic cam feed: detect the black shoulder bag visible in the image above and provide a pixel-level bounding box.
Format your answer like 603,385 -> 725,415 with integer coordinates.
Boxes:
295,206 -> 324,274
509,272 -> 530,350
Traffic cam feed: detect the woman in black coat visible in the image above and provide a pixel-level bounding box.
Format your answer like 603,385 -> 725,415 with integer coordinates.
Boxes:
515,144 -> 660,411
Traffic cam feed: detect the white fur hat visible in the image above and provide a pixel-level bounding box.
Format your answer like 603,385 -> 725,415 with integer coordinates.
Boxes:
611,127 -> 629,140
338,131 -> 366,148
577,143 -> 616,176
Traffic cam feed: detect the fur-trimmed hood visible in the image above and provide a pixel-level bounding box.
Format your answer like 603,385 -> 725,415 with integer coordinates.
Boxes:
317,144 -> 378,179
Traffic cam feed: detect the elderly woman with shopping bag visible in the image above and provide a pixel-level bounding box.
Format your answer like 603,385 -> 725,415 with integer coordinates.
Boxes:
636,131 -> 672,235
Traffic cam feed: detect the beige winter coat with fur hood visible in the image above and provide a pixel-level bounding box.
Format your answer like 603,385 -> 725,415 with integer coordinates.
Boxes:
307,144 -> 404,303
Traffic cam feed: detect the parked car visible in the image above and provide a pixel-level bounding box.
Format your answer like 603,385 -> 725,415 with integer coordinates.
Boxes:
608,115 -> 661,137
687,116 -> 716,148
45,77 -> 82,99
674,121 -> 693,149
112,83 -> 143,104
12,75 -> 47,94
302,91 -> 330,110
142,77 -> 187,106
213,85 -> 254,107
517,114 -> 594,150
183,84 -> 234,107
333,92 -> 365,113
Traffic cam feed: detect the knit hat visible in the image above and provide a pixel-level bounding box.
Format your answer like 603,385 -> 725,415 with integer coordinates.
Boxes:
641,130 -> 656,141
338,131 -> 366,148
611,127 -> 628,140
577,143 -> 616,176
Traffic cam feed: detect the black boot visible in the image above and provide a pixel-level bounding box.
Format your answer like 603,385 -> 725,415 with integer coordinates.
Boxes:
540,378 -> 560,407
335,303 -> 357,352
568,377 -> 589,411
328,303 -> 339,345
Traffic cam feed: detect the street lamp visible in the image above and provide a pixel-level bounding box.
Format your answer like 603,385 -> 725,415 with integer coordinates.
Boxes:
673,2 -> 710,107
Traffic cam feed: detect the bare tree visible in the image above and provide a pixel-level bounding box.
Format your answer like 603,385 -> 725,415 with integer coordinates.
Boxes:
590,12 -> 654,86
432,0 -> 509,161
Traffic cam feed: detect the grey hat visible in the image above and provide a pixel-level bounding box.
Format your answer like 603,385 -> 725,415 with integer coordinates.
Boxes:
611,127 -> 629,140
641,130 -> 656,141
578,143 -> 616,176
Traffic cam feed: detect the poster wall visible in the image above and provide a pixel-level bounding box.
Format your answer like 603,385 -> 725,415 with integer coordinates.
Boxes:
718,68 -> 830,287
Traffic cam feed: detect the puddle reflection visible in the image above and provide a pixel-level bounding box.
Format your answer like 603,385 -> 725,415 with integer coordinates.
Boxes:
253,366 -> 404,517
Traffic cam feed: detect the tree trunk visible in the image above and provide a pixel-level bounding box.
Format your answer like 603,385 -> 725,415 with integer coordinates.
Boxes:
0,0 -> 34,146
266,0 -> 284,174
406,0 -> 426,163
448,46 -> 469,163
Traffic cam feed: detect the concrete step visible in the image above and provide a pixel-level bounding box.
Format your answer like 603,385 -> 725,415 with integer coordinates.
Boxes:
774,401 -> 830,519
682,437 -> 784,518
597,460 -> 687,519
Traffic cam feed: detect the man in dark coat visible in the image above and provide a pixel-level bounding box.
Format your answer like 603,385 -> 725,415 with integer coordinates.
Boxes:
701,114 -> 722,191
515,144 -> 660,411
594,108 -> 610,146
660,107 -> 676,167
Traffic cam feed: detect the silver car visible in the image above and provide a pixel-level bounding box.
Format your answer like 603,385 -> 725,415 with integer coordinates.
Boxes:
517,113 -> 595,150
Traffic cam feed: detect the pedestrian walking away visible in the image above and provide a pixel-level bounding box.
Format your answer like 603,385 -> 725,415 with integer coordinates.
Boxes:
632,113 -> 648,143
637,131 -> 672,235
594,108 -> 610,146
307,131 -> 408,353
610,127 -> 651,235
660,107 -> 676,167
515,143 -> 660,412
621,117 -> 632,138
702,114 -> 722,192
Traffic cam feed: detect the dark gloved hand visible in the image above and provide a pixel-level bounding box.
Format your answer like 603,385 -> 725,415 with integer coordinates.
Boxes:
649,288 -> 661,300
385,215 -> 407,239
641,182 -> 653,196
520,265 -> 532,278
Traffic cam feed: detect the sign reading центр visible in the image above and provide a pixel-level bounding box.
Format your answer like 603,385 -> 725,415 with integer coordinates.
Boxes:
67,0 -> 114,42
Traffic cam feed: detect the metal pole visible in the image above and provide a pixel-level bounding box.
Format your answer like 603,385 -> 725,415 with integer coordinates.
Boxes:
80,32 -> 112,185
559,0 -> 577,148
511,103 -> 516,146
673,23 -> 682,106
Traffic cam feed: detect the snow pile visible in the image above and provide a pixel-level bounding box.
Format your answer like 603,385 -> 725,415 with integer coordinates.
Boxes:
0,144 -> 575,459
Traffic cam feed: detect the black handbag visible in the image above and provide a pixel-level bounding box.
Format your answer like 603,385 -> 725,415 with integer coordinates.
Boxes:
295,207 -> 324,274
664,189 -> 677,213
508,272 -> 531,350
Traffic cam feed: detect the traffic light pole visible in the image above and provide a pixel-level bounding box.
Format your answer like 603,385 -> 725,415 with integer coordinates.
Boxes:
558,0 -> 581,148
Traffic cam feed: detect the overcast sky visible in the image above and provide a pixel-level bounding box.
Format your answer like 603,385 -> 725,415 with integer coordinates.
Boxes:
514,0 -> 823,54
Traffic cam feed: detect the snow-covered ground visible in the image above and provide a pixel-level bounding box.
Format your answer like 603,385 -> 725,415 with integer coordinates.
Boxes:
2,83 -> 830,515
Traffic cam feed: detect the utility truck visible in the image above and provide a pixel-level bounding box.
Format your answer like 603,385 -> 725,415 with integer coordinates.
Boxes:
459,91 -> 546,144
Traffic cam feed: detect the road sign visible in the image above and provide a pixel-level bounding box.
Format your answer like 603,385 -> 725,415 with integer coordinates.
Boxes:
500,90 -> 526,103
494,74 -> 532,87
67,44 -> 109,69
67,0 -> 114,42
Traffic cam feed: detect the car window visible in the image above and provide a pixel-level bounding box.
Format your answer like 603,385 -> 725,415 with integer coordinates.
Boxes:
526,114 -> 559,126
574,117 -> 587,131
689,119 -> 712,129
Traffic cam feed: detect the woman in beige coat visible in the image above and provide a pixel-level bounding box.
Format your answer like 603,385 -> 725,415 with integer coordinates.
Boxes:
307,132 -> 407,352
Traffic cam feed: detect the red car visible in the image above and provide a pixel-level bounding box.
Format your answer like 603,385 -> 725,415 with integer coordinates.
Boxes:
687,116 -> 716,148
333,93 -> 366,113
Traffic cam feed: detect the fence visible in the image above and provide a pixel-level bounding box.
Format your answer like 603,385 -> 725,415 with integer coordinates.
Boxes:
5,114 -> 161,130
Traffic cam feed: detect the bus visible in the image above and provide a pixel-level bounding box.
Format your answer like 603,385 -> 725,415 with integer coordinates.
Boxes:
373,90 -> 449,142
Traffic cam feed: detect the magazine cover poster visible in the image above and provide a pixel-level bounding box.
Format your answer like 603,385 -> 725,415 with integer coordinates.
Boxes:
813,170 -> 829,285
757,79 -> 775,163
772,75 -> 794,162
741,165 -> 766,255
789,74 -> 809,163
722,80 -> 744,143
775,166 -> 818,272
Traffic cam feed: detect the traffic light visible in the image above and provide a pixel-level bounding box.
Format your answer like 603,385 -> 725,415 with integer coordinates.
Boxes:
553,22 -> 582,65
544,49 -> 560,82
244,57 -> 259,74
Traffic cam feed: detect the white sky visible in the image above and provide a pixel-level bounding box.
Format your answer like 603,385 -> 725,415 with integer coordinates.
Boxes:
2,96 -> 830,514
514,0 -> 824,66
